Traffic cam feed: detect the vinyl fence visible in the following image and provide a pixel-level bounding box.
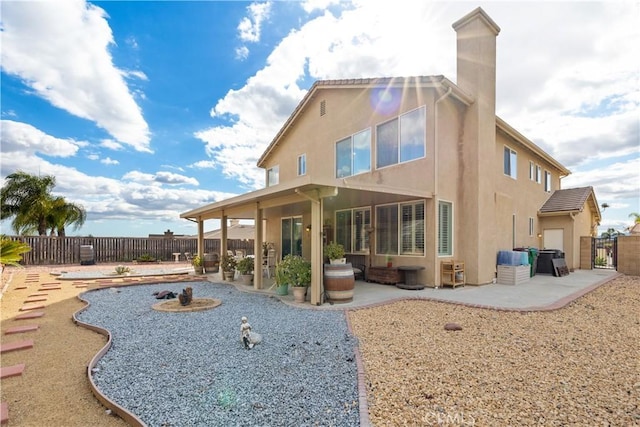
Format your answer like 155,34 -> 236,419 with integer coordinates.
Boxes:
5,236 -> 255,266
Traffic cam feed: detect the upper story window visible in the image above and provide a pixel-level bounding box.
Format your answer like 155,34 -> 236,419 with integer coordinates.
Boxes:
336,128 -> 371,178
529,161 -> 535,181
503,146 -> 517,179
376,106 -> 426,169
544,170 -> 552,192
297,154 -> 306,176
267,166 -> 279,187
536,165 -> 542,184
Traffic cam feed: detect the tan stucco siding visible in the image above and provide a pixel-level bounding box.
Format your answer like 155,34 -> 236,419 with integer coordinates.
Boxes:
262,87 -> 441,195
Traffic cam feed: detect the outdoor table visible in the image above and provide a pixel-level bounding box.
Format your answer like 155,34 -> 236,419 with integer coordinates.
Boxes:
396,266 -> 425,290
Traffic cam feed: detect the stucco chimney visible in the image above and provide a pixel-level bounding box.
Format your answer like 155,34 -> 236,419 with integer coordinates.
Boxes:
453,7 -> 500,102
452,8 -> 501,285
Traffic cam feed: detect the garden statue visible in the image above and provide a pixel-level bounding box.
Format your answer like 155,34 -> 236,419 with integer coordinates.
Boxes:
178,287 -> 193,306
240,316 -> 262,349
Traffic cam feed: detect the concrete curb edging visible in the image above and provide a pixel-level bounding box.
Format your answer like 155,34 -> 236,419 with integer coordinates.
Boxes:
73,289 -> 148,427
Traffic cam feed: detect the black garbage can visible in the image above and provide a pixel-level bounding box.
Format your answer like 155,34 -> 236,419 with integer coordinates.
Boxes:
536,249 -> 563,275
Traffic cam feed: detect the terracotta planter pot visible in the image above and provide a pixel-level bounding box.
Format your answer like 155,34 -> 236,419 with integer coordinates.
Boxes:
223,270 -> 235,281
292,286 -> 306,303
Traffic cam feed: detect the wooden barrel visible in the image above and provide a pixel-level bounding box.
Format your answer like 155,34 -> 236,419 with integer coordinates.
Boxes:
203,253 -> 219,273
323,263 -> 354,303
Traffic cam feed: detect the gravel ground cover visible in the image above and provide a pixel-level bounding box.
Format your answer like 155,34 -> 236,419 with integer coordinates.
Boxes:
348,275 -> 640,426
76,281 -> 360,427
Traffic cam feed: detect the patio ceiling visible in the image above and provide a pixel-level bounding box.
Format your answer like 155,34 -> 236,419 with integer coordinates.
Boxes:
180,176 -> 433,222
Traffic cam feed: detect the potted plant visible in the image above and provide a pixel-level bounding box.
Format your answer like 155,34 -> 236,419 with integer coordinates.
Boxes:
323,243 -> 354,304
324,242 -> 346,264
192,255 -> 204,275
273,256 -> 292,296
290,255 -> 311,303
386,254 -> 393,268
237,256 -> 255,286
220,254 -> 237,281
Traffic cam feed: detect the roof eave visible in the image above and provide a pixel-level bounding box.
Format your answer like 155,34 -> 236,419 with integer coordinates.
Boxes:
496,117 -> 571,177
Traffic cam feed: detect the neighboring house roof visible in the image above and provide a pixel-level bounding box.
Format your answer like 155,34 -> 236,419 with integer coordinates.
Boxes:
539,186 -> 601,223
628,223 -> 640,235
185,222 -> 255,240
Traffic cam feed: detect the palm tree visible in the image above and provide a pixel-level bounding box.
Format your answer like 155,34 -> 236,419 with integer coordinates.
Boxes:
0,235 -> 31,267
46,197 -> 87,237
629,212 -> 640,224
1,171 -> 56,235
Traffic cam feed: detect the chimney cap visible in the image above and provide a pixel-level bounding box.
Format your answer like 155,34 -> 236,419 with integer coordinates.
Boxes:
452,7 -> 500,35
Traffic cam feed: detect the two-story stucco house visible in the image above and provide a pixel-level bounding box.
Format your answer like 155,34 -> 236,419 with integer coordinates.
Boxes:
181,7 -> 601,305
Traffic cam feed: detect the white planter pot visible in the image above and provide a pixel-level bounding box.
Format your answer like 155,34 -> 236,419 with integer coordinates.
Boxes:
329,258 -> 346,265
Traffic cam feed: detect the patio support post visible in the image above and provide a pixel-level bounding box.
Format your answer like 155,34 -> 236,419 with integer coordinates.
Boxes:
310,197 -> 322,305
221,213 -> 228,258
197,218 -> 204,259
254,204 -> 263,290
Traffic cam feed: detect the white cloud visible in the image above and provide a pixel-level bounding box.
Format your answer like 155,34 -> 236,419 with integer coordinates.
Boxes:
0,0 -> 151,152
0,120 -> 82,158
100,139 -> 125,151
237,2 -> 272,43
122,170 -> 199,186
0,146 -> 229,226
87,154 -> 99,161
190,160 -> 218,169
101,157 -> 119,165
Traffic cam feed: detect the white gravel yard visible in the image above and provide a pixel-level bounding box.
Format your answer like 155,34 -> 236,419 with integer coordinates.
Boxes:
348,275 -> 640,426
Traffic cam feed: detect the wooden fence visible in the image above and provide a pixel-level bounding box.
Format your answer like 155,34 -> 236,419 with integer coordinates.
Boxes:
5,236 -> 255,266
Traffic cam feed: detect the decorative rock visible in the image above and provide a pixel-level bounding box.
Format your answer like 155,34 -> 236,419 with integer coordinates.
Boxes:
444,322 -> 463,331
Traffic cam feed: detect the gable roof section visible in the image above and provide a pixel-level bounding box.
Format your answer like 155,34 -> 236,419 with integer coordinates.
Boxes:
539,186 -> 601,223
256,75 -> 473,168
496,117 -> 570,176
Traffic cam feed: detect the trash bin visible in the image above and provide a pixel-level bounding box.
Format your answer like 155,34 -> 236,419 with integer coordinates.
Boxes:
536,249 -> 563,275
80,245 -> 95,265
514,247 -> 538,277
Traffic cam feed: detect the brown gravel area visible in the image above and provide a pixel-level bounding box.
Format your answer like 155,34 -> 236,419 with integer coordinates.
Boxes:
348,275 -> 640,426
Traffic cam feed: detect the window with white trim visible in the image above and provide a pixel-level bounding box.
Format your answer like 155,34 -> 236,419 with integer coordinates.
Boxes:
529,161 -> 535,181
544,170 -> 552,192
336,128 -> 371,178
376,200 -> 425,256
297,154 -> 306,176
376,106 -> 426,169
267,166 -> 279,187
529,217 -> 534,237
438,201 -> 453,256
504,146 -> 517,179
335,207 -> 371,253
536,165 -> 542,184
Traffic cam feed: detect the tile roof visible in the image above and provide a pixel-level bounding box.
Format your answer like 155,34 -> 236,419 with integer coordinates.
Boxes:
540,186 -> 595,213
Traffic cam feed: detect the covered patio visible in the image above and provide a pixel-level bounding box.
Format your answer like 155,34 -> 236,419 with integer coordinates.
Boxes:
180,176 -> 434,306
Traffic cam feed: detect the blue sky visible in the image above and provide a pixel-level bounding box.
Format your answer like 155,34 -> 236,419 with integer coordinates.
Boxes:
1,1 -> 638,237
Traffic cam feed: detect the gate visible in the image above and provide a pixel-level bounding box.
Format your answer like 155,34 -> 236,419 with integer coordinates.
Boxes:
592,236 -> 617,269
